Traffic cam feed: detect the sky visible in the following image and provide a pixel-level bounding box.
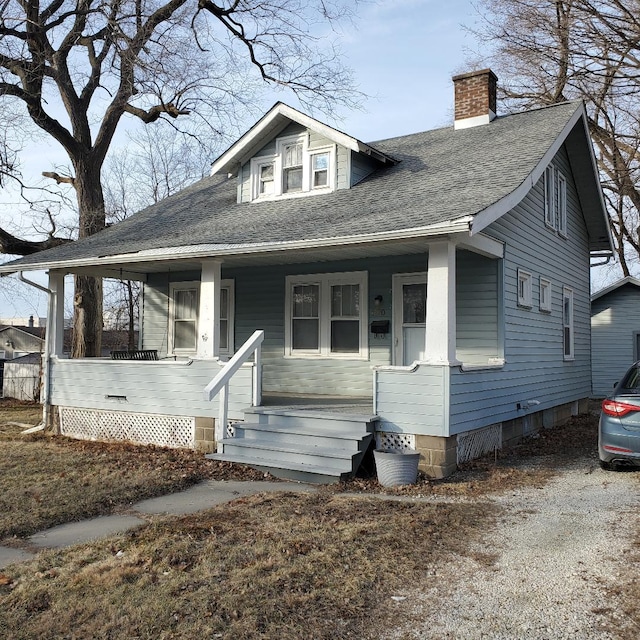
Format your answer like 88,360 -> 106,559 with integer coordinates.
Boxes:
0,0 -> 612,319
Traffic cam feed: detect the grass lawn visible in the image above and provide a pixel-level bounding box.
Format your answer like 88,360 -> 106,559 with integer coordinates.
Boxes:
2,401 -> 636,639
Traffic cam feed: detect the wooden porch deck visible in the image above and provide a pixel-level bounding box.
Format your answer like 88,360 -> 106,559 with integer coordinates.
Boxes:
260,392 -> 374,417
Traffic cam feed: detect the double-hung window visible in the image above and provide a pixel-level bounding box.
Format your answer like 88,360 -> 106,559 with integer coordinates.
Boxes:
170,282 -> 199,354
286,271 -> 368,358
251,134 -> 335,200
169,280 -> 234,356
563,287 -> 574,360
544,164 -> 568,236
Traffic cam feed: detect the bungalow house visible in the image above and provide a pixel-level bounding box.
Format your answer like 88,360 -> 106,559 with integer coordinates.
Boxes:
591,277 -> 640,397
0,70 -> 612,481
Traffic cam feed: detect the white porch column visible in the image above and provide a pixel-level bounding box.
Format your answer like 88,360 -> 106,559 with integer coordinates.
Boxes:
425,240 -> 459,365
46,270 -> 65,358
197,259 -> 222,358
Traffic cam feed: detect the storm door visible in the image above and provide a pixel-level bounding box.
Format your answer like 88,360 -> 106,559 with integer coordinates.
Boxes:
392,273 -> 427,366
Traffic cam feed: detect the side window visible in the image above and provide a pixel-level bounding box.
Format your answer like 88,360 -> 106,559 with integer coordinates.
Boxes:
563,287 -> 574,360
544,166 -> 555,228
169,283 -> 199,354
517,269 -> 532,308
539,277 -> 552,312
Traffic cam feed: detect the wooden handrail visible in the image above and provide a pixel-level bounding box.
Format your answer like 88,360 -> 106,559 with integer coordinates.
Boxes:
203,330 -> 264,452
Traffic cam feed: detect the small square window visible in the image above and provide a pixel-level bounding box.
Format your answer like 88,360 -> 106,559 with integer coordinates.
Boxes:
517,269 -> 532,308
539,278 -> 552,312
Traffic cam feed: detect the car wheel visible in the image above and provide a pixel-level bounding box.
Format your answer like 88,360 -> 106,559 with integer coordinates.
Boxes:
600,460 -> 618,471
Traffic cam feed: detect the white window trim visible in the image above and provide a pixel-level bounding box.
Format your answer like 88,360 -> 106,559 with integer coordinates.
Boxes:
284,271 -> 368,359
557,172 -> 567,237
169,280 -> 234,356
544,166 -> 555,229
219,279 -> 235,357
250,134 -> 336,201
169,281 -> 199,355
517,269 -> 533,308
563,286 -> 574,361
539,277 -> 552,313
544,164 -> 568,238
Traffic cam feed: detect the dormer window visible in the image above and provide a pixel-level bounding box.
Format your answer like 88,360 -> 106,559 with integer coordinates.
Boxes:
250,133 -> 335,201
312,152 -> 329,188
283,142 -> 303,193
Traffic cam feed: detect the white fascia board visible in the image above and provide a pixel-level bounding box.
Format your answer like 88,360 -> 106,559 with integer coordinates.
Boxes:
470,105 -> 585,235
453,232 -> 504,258
591,276 -> 640,302
210,103 -> 394,177
0,219 -> 473,275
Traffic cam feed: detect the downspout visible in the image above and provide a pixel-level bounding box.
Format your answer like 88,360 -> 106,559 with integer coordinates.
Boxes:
18,272 -> 54,431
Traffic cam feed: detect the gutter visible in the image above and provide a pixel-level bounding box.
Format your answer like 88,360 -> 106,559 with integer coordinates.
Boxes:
17,272 -> 53,431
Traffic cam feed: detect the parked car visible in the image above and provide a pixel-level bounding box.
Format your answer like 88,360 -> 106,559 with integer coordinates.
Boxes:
599,362 -> 640,469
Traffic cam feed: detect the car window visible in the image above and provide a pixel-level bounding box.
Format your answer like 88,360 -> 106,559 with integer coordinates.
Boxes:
620,367 -> 640,390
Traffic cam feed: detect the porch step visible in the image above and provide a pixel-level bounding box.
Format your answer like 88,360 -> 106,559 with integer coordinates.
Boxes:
207,407 -> 377,484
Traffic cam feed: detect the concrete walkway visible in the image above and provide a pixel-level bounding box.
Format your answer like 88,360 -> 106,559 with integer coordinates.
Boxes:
0,480 -> 314,569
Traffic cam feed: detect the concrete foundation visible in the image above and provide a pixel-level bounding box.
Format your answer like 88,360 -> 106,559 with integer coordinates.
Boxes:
194,417 -> 216,453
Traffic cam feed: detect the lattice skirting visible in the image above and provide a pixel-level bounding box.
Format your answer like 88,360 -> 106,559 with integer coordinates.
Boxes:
376,432 -> 416,452
457,424 -> 502,464
58,407 -> 195,449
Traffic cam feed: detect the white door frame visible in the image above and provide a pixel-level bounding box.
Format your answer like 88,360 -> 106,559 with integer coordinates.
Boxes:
392,272 -> 427,366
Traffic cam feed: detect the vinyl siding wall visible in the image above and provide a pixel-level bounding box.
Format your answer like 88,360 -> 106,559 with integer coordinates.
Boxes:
49,357 -> 253,419
591,285 -> 640,397
449,144 -> 592,435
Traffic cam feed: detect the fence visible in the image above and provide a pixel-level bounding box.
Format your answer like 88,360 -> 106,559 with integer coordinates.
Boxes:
2,362 -> 41,401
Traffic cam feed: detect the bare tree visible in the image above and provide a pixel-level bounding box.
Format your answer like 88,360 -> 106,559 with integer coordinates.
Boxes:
0,0 -> 360,356
472,0 -> 640,275
102,123 -> 214,348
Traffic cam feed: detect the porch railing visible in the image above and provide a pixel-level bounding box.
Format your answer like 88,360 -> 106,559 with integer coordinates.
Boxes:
203,330 -> 264,452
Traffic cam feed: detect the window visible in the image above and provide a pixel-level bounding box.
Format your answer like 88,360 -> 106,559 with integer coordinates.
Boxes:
544,166 -> 555,228
539,277 -> 552,312
311,152 -> 330,188
169,280 -> 234,355
283,141 -> 303,193
251,135 -> 335,200
258,162 -> 275,196
285,271 -> 368,358
517,269 -> 532,308
563,287 -> 574,360
557,173 -> 567,236
544,164 -> 568,236
219,282 -> 235,355
170,282 -> 199,353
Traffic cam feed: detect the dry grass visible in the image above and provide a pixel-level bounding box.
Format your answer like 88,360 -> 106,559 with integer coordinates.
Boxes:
0,400 -> 268,539
340,412 -> 601,498
0,492 -> 498,639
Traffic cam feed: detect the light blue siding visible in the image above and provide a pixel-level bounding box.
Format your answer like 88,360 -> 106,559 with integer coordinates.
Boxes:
449,144 -> 592,434
591,284 -> 640,396
350,151 -> 378,186
50,358 -> 253,420
375,364 -> 448,436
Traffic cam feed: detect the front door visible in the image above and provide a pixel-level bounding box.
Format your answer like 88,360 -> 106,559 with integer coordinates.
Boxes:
392,273 -> 427,366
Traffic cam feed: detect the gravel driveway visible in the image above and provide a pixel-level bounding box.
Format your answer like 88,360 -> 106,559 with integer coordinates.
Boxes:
385,459 -> 640,639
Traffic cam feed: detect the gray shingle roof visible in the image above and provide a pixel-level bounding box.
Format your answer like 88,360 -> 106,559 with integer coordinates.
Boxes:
0,100 -> 601,271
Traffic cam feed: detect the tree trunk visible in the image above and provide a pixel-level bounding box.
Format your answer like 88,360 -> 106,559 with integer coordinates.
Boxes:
72,157 -> 106,358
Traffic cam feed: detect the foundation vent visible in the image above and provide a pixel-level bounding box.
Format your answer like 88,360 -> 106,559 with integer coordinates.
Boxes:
376,432 -> 416,452
457,424 -> 502,464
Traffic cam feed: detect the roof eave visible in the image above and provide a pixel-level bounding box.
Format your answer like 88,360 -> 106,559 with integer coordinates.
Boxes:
470,103 -> 613,253
591,276 -> 640,301
0,219 -> 473,276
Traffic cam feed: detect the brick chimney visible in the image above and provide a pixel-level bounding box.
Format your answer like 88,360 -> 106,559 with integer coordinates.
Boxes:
452,69 -> 498,130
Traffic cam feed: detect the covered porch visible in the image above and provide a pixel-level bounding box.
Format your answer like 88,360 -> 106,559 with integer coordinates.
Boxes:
39,231 -> 505,480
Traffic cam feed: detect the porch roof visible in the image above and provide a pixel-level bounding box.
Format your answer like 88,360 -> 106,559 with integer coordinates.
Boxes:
0,100 -> 611,277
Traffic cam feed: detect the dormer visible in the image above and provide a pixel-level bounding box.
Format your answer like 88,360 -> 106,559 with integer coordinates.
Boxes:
210,103 -> 397,204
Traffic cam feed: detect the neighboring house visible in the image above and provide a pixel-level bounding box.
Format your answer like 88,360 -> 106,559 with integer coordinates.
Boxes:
0,325 -> 45,360
591,277 -> 640,397
3,352 -> 42,401
0,69 -> 612,481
